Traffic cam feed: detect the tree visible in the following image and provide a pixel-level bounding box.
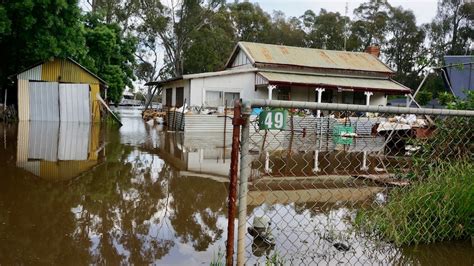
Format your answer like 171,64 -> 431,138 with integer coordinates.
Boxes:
0,0 -> 86,89
349,0 -> 391,50
304,9 -> 348,50
147,0 -> 224,78
183,6 -> 235,74
265,11 -> 305,47
384,6 -> 427,89
425,0 -> 473,64
228,2 -> 272,43
81,13 -> 137,104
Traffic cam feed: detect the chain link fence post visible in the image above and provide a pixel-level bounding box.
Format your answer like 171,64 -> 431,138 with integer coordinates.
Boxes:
226,100 -> 242,266
236,101 -> 252,266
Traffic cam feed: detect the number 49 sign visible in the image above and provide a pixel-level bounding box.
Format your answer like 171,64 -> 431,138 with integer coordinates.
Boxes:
258,110 -> 288,130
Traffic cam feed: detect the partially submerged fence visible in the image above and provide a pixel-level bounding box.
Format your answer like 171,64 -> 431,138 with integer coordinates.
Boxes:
226,100 -> 474,265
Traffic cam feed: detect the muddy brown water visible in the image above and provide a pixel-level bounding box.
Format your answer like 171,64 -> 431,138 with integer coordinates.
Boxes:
0,107 -> 472,265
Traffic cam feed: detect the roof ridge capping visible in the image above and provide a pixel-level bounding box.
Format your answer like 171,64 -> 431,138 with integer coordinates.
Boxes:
230,41 -> 394,74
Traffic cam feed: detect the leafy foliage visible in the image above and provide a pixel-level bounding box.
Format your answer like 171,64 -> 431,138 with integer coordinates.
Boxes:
0,0 -> 86,88
356,161 -> 474,246
81,13 -> 137,104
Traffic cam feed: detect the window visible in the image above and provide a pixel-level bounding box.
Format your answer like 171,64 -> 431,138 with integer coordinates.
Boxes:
224,92 -> 240,106
353,92 -> 366,105
176,87 -> 184,107
205,91 -> 222,107
321,90 -> 333,103
277,87 -> 290,100
165,88 -> 172,106
342,91 -> 366,105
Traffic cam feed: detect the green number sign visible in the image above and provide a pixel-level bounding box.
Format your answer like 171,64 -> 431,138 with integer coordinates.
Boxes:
259,110 -> 288,130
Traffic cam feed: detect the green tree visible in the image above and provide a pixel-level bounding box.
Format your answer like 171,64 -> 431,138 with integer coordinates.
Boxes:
0,0 -> 86,89
349,0 -> 391,50
303,9 -> 348,50
416,90 -> 433,106
384,6 -> 427,89
425,0 -> 473,64
228,2 -> 272,43
183,6 -> 235,74
80,13 -> 137,104
266,11 -> 306,47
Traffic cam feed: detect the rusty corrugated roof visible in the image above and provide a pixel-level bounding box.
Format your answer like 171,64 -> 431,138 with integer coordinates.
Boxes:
258,71 -> 410,93
237,42 -> 393,74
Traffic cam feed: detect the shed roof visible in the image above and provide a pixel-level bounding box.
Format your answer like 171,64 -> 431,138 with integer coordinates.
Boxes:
257,71 -> 410,93
14,57 -> 107,85
227,42 -> 394,74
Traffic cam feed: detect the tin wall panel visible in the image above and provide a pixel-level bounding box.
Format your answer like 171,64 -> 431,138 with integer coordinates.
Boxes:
16,121 -> 30,162
184,115 -> 233,133
17,79 -> 30,121
29,82 -> 60,121
41,60 -> 61,82
18,65 -> 42,80
59,84 -> 91,122
28,121 -> 59,161
58,123 -> 90,160
61,59 -> 98,84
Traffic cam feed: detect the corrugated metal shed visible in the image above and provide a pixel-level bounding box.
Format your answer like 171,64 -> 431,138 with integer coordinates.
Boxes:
17,79 -> 30,121
444,56 -> 473,99
16,57 -> 106,122
59,84 -> 91,122
257,71 -> 410,93
233,42 -> 394,73
17,64 -> 42,80
29,82 -> 60,121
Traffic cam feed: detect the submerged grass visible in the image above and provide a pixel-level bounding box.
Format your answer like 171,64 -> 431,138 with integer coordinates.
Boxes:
356,161 -> 474,246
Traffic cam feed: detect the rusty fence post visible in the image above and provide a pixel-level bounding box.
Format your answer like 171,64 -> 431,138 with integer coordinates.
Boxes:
226,99 -> 245,266
236,101 -> 251,266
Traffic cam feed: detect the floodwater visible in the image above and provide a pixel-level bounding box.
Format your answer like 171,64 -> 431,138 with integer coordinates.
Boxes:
0,107 -> 472,265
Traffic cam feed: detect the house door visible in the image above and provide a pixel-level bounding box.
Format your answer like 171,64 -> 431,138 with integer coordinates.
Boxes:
176,87 -> 184,107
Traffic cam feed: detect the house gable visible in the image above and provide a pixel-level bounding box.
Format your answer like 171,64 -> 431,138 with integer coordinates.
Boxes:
230,49 -> 252,68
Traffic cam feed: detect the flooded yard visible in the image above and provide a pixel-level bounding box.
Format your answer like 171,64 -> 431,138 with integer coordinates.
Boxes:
0,107 -> 472,264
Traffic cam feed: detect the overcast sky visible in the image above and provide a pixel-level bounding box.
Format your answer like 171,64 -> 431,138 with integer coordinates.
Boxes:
245,0 -> 439,25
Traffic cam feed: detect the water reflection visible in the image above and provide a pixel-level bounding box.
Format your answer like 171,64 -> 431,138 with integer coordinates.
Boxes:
16,121 -> 103,180
0,113 -> 472,264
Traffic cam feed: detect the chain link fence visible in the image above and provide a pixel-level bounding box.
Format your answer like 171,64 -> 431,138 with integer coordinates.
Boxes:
231,100 -> 474,265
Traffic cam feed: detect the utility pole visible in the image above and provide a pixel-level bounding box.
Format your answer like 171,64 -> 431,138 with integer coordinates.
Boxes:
344,1 -> 348,51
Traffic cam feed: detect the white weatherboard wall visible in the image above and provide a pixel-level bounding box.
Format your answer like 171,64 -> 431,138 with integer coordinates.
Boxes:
231,50 -> 252,68
29,82 -> 60,121
189,72 -> 262,106
59,84 -> 91,122
371,92 -> 387,106
161,80 -> 190,106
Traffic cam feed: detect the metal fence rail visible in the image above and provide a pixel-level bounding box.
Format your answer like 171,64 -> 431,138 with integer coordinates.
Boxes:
229,100 -> 474,265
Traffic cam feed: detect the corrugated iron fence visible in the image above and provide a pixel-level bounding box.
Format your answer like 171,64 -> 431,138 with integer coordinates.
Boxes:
226,100 -> 474,265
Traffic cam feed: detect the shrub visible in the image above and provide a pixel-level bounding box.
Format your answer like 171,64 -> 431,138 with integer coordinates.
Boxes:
356,161 -> 474,246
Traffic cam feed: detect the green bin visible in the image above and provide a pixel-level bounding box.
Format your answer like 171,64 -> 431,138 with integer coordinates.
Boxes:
333,125 -> 354,136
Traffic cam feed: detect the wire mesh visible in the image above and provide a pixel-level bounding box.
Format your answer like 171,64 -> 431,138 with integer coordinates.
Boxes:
236,101 -> 474,265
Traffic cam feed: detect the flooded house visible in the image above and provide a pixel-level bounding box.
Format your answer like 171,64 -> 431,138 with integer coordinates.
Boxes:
14,57 -> 107,122
148,42 -> 411,109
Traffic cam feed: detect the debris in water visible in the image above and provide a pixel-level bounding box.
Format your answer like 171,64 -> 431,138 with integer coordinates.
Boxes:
333,243 -> 351,251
